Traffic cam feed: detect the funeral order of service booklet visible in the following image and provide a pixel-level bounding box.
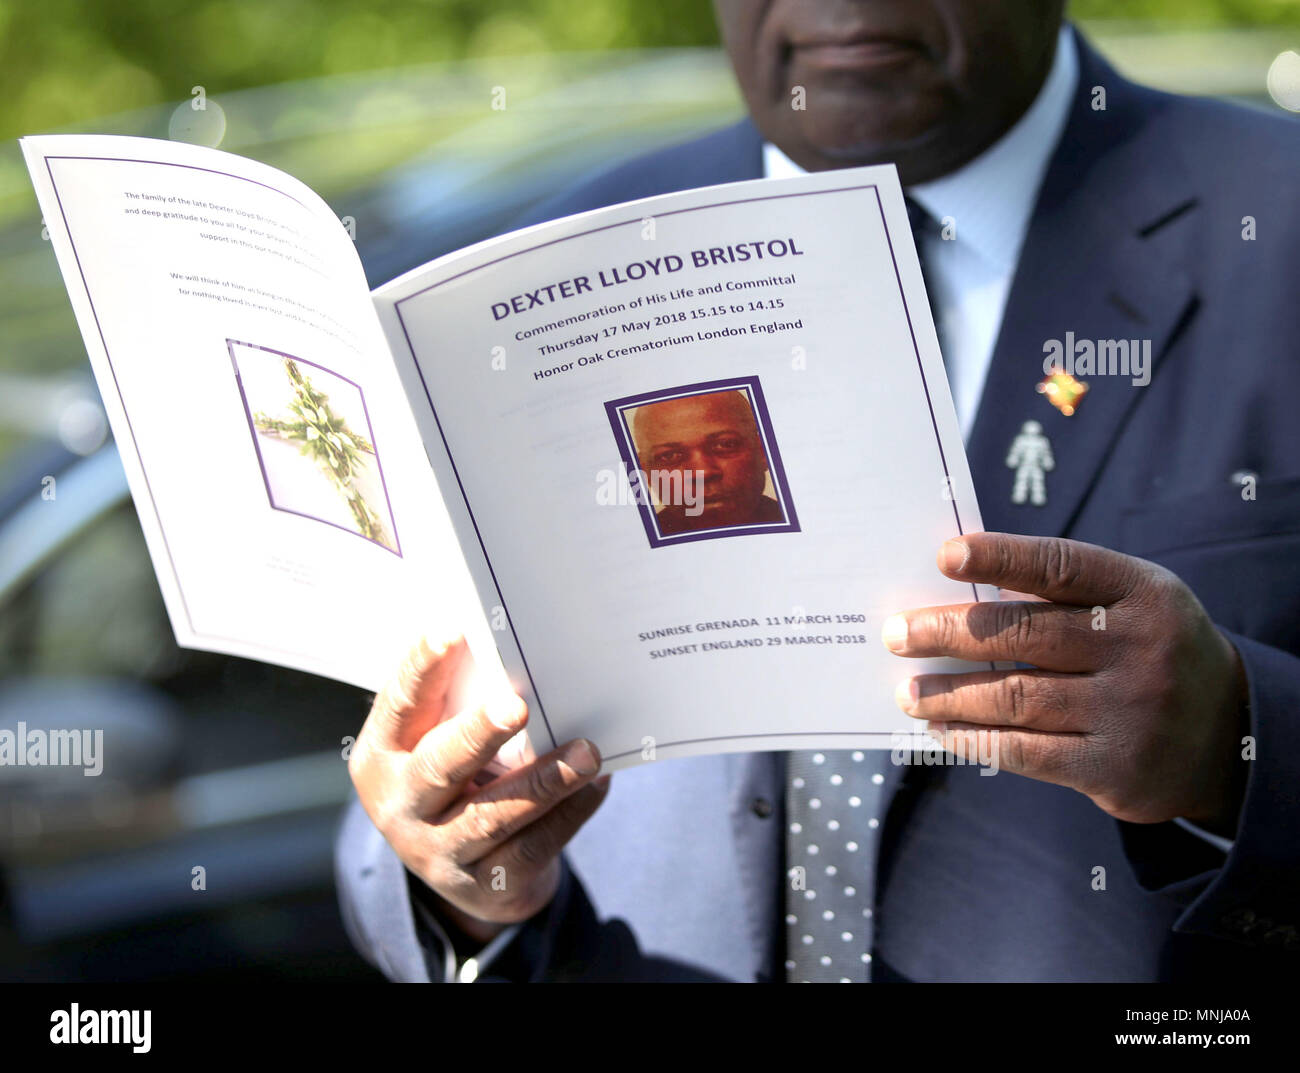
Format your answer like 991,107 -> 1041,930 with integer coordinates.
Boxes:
23,133 -> 993,770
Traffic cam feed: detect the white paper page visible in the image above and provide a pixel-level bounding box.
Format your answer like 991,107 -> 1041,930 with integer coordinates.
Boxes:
22,135 -> 490,693
374,166 -> 996,771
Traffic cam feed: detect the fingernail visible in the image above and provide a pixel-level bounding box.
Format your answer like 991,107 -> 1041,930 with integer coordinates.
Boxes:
894,678 -> 918,714
487,695 -> 527,732
939,540 -> 969,575
926,721 -> 948,740
564,739 -> 600,776
881,614 -> 908,653
420,632 -> 463,659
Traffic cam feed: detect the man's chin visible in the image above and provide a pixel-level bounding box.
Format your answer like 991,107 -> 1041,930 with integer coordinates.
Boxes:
781,99 -> 950,167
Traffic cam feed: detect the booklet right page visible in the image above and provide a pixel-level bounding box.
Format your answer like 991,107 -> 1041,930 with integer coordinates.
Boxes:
375,165 -> 994,771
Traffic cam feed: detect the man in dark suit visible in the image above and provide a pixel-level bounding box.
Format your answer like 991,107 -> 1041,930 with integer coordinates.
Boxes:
336,1 -> 1300,981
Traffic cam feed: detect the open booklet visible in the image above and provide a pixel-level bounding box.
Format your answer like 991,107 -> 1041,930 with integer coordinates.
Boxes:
23,133 -> 993,771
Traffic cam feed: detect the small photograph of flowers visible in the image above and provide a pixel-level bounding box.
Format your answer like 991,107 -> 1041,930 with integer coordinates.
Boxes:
229,340 -> 400,554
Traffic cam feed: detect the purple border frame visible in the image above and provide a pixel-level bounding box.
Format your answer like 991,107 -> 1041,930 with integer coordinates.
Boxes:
41,153 -> 342,652
392,181 -> 985,752
228,339 -> 403,557
604,376 -> 798,548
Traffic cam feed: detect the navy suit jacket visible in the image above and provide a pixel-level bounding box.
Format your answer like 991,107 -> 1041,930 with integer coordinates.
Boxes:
335,31 -> 1300,982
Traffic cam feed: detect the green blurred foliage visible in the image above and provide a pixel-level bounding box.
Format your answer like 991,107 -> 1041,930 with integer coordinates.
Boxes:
1,0 -> 1296,140
0,0 -> 721,140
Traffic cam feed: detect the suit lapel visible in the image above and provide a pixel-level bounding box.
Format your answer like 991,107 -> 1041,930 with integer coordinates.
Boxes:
966,35 -> 1198,539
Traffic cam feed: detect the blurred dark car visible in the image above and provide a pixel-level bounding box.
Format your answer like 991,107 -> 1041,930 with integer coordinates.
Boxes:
0,437 -> 385,980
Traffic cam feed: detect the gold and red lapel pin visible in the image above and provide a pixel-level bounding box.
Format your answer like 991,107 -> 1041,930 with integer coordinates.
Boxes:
1036,370 -> 1088,416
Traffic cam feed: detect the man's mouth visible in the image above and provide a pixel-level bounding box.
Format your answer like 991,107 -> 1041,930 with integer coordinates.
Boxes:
788,31 -> 925,72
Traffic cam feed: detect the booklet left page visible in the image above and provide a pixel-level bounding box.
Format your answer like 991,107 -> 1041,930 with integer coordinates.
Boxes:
23,135 -> 490,692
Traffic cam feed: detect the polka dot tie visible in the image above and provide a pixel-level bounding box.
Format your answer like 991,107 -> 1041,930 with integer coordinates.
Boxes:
784,750 -> 888,983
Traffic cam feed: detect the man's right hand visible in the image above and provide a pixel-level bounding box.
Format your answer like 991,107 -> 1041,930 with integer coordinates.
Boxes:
347,635 -> 610,943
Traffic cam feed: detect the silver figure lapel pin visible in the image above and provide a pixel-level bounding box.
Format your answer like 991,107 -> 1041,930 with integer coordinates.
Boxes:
1006,420 -> 1054,506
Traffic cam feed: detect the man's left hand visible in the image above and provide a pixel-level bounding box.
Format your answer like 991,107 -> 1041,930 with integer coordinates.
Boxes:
885,532 -> 1249,833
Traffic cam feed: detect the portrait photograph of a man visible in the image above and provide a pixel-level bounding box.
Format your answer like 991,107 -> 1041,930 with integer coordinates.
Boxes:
607,378 -> 798,546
